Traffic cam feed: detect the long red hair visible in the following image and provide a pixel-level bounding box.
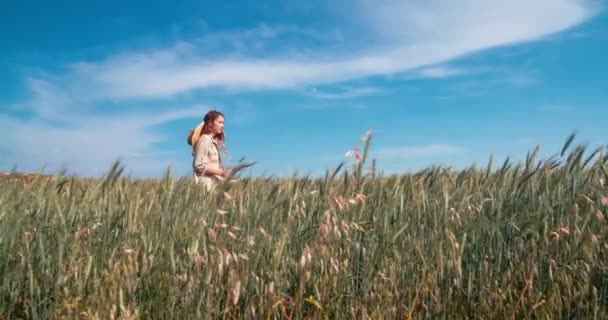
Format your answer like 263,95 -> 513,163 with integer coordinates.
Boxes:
188,110 -> 227,150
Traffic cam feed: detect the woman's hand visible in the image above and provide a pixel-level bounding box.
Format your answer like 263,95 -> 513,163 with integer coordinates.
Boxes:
222,167 -> 234,179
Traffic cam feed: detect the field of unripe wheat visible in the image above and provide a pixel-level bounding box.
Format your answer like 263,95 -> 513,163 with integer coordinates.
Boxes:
1,135 -> 607,319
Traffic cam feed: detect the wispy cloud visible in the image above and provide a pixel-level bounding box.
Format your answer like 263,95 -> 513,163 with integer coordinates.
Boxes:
434,68 -> 539,100
24,0 -> 598,100
306,86 -> 382,100
375,144 -> 465,161
416,66 -> 469,79
538,105 -> 574,113
0,104 -> 210,176
507,74 -> 538,87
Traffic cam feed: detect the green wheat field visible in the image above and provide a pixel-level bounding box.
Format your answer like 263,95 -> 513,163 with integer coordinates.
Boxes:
1,134 -> 607,319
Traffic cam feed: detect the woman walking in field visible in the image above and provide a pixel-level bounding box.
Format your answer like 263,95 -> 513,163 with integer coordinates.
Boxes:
188,110 -> 233,190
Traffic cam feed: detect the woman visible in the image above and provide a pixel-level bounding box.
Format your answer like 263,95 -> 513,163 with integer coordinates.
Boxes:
188,110 -> 233,190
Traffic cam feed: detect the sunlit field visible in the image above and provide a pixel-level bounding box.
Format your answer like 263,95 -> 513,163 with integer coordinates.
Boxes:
1,134 -> 607,319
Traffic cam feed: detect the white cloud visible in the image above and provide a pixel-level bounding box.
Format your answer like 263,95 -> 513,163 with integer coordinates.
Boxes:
376,144 -> 465,160
307,86 -> 382,100
417,66 -> 468,79
27,0 -> 598,100
349,0 -> 596,43
507,74 -> 538,87
0,104 -> 210,177
434,69 -> 539,100
538,105 -> 573,113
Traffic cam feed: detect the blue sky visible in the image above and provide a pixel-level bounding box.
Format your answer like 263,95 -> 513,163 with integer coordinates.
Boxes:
1,0 -> 607,178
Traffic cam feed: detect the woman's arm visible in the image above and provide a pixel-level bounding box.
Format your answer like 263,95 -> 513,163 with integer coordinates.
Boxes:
202,166 -> 226,176
194,136 -> 231,177
193,136 -> 212,176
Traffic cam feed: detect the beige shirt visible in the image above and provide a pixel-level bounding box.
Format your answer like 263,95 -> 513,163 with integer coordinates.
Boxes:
192,134 -> 224,189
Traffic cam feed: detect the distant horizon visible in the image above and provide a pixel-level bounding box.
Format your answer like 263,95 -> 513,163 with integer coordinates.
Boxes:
3,130 -> 602,180
1,1 -> 607,178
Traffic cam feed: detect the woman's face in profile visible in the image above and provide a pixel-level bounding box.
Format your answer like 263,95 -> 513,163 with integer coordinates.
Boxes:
212,116 -> 225,135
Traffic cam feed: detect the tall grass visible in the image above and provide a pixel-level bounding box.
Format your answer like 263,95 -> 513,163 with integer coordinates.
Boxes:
1,134 -> 607,319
